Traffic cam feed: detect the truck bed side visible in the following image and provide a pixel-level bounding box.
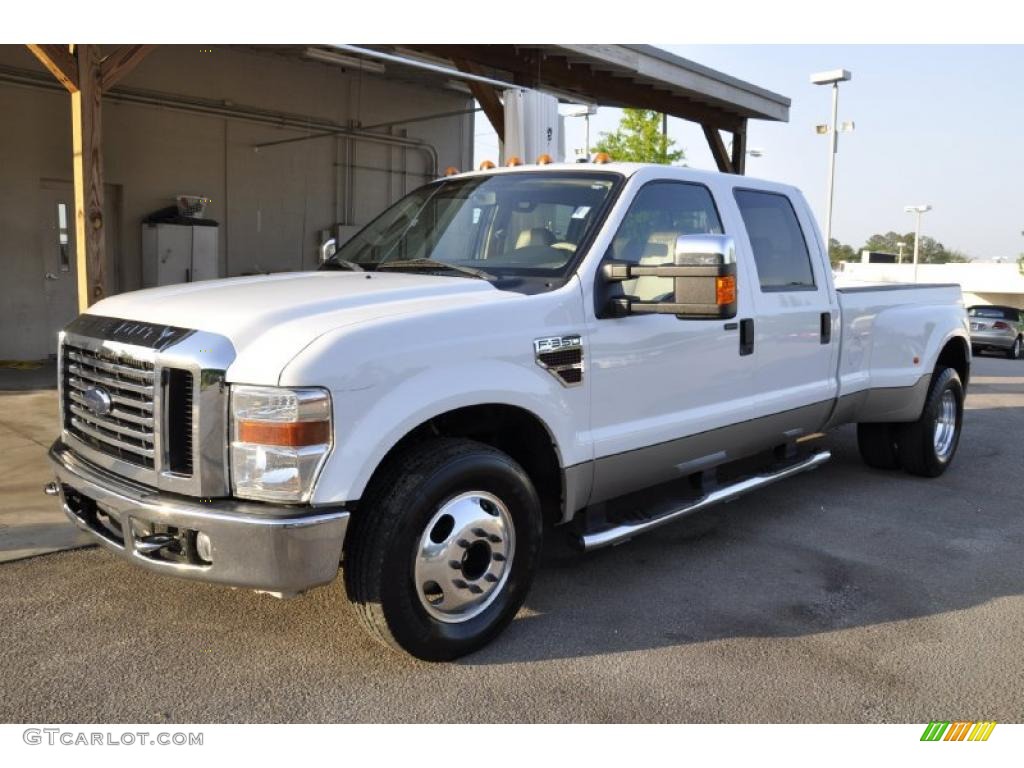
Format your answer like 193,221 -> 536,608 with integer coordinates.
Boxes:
827,282 -> 969,427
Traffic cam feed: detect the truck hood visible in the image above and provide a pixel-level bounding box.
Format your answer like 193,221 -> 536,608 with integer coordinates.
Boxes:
87,271 -> 510,383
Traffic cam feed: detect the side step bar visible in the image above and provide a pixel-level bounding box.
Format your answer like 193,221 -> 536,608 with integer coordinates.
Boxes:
579,450 -> 831,551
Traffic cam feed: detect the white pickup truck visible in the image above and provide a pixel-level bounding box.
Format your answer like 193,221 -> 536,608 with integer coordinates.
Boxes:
47,162 -> 970,660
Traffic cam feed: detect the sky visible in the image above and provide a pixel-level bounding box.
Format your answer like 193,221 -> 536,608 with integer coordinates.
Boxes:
474,45 -> 1024,260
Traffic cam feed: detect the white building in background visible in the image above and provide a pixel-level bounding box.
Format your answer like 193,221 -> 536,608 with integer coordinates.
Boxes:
838,262 -> 1024,308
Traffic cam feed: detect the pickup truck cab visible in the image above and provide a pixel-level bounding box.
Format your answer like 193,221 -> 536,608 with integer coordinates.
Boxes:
48,162 -> 971,660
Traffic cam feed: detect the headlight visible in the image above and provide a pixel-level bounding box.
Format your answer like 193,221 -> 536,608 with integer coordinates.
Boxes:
230,385 -> 332,503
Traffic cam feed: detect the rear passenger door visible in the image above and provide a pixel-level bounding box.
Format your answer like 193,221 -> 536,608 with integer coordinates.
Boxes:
732,187 -> 838,433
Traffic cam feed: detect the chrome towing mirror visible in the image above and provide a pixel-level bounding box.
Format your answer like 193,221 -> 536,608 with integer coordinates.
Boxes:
602,234 -> 738,320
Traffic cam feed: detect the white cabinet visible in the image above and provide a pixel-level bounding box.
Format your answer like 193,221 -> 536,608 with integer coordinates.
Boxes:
142,223 -> 220,287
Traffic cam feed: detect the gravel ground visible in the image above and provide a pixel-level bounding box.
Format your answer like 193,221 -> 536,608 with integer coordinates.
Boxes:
1,355 -> 1022,723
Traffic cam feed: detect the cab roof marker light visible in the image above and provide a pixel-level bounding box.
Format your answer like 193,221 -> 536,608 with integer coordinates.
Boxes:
479,160 -> 496,170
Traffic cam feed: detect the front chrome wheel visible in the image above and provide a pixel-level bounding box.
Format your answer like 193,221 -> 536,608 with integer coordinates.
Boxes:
413,491 -> 516,624
932,388 -> 958,460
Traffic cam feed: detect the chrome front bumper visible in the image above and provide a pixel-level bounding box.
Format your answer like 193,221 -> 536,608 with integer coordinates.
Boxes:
49,440 -> 349,596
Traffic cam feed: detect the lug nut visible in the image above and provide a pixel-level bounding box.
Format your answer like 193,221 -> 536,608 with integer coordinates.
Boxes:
43,482 -> 60,497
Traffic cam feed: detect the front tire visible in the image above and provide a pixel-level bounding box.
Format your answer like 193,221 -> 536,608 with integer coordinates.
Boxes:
897,367 -> 964,477
344,438 -> 543,661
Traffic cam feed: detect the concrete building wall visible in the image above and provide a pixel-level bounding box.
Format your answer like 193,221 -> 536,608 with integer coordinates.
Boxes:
0,45 -> 474,359
837,262 -> 1024,309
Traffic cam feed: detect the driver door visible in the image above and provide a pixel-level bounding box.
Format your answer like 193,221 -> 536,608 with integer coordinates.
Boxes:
584,180 -> 759,503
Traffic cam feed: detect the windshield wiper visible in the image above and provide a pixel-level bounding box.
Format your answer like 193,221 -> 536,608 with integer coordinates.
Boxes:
375,258 -> 496,282
320,258 -> 364,272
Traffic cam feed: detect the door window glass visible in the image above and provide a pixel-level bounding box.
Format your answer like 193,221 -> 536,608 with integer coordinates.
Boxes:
604,181 -> 723,301
733,189 -> 815,291
56,202 -> 70,271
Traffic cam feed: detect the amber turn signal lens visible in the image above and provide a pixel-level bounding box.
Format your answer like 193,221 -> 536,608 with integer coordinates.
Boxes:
716,275 -> 737,306
479,160 -> 496,170
237,420 -> 330,447
506,156 -> 523,167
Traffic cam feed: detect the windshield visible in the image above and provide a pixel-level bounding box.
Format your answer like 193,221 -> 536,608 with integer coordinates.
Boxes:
323,172 -> 619,282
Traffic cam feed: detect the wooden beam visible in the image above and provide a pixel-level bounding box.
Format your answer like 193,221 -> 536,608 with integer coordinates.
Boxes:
731,121 -> 748,176
26,44 -> 79,93
100,44 -> 155,90
71,44 -> 107,310
452,57 -> 505,143
703,126 -> 735,174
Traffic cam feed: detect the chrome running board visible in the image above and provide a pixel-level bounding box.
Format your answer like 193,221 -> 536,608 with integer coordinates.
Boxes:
579,450 -> 831,551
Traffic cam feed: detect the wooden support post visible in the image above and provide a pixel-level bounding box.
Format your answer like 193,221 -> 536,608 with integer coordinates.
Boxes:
71,44 -> 106,310
29,44 -> 153,311
731,120 -> 748,176
702,125 -> 734,175
452,58 -> 505,144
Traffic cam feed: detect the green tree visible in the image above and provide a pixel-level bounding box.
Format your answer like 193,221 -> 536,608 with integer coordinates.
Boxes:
861,231 -> 971,264
828,238 -> 857,266
594,109 -> 684,165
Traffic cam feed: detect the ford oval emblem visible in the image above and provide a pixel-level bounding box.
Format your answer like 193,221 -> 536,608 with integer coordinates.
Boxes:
81,386 -> 113,417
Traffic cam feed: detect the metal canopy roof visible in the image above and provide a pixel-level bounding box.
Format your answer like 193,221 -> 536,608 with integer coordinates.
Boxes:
363,44 -> 790,132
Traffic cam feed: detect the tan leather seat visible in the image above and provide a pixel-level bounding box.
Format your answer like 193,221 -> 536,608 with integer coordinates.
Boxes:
630,231 -> 680,301
514,227 -> 556,250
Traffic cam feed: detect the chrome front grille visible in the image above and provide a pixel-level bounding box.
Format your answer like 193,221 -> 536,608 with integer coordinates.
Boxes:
64,344 -> 158,469
59,314 -> 236,498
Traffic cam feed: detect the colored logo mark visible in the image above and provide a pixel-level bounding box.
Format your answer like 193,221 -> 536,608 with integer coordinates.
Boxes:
920,721 -> 996,742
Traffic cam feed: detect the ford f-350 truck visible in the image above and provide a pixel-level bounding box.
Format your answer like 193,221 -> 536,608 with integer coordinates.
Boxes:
47,162 -> 970,660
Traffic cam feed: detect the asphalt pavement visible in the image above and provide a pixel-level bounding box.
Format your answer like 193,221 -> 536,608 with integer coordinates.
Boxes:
1,355 -> 1022,722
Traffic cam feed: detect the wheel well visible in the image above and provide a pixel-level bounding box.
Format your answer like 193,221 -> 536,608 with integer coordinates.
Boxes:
936,336 -> 970,389
362,404 -> 564,526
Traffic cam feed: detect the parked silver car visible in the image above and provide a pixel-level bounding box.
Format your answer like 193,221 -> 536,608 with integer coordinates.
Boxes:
968,305 -> 1024,359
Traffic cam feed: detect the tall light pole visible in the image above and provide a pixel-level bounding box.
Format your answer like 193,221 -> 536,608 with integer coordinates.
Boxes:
896,241 -> 907,263
566,104 -> 597,158
811,69 -> 853,252
904,204 -> 933,282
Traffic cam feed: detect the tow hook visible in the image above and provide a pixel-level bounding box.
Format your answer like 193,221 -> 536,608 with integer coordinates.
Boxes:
135,534 -> 180,554
43,481 -> 60,496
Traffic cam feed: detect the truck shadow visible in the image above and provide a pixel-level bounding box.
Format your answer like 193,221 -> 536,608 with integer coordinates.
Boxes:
462,383 -> 1024,666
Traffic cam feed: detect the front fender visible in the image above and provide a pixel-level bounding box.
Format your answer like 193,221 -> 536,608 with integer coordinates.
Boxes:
311,359 -> 586,505
275,283 -> 590,506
